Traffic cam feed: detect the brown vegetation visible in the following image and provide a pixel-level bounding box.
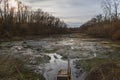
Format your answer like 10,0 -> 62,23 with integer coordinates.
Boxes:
80,0 -> 120,40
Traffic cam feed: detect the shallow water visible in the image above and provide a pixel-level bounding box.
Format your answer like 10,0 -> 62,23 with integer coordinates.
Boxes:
0,36 -> 119,80
38,53 -> 86,80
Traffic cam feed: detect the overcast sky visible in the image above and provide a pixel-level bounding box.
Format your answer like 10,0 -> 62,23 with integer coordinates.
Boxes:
23,0 -> 103,27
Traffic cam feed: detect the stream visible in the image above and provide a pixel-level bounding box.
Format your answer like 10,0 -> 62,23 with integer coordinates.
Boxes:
0,35 -> 120,80
37,53 -> 87,80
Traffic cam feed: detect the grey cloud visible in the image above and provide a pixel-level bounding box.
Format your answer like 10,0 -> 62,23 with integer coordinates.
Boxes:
23,0 -> 103,27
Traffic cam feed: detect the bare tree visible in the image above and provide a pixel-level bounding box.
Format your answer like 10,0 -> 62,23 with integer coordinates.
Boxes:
96,14 -> 103,23
113,0 -> 120,20
102,0 -> 120,21
102,0 -> 112,21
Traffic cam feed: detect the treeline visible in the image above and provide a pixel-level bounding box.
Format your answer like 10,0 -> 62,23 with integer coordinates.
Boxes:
80,0 -> 120,40
0,0 -> 69,38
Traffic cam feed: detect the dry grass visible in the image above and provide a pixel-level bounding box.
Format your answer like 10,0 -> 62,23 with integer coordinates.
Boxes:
0,55 -> 45,80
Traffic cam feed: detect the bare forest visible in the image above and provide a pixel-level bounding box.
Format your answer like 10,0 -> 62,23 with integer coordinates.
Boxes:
0,0 -> 69,39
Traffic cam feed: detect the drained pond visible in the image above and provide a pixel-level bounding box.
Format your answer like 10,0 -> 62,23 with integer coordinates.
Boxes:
0,35 -> 120,80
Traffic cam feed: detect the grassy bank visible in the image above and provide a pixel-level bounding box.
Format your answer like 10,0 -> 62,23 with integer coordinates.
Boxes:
80,58 -> 120,80
0,56 -> 45,80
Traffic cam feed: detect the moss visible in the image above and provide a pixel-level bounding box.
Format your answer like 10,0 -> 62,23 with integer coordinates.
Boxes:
81,58 -> 120,71
62,54 -> 68,59
29,55 -> 51,65
22,41 -> 27,44
23,44 -> 33,49
103,51 -> 120,58
44,49 -> 58,53
36,48 -> 41,51
44,55 -> 51,60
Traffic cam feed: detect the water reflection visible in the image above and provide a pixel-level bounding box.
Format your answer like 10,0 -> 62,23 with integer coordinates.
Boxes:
37,53 -> 86,80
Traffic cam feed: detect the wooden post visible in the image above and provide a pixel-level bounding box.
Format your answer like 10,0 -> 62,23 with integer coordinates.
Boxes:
68,53 -> 71,80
